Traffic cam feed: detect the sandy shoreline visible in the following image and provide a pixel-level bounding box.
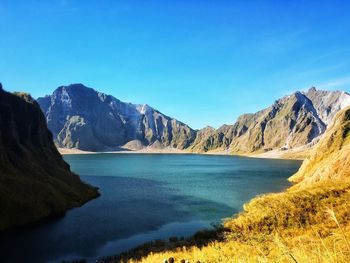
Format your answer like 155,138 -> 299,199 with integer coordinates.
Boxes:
58,147 -> 306,160
58,147 -> 189,155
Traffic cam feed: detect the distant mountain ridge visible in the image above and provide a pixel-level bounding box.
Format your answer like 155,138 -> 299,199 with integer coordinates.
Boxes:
37,84 -> 350,154
37,84 -> 196,151
190,87 -> 350,154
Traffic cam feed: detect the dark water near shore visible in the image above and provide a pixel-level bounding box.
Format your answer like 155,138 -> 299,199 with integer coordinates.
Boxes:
0,154 -> 301,263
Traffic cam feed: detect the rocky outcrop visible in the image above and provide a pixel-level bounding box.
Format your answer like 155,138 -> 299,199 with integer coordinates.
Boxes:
229,91 -> 326,153
190,88 -> 350,154
289,105 -> 350,187
305,87 -> 350,125
188,125 -> 233,153
38,85 -> 350,155
37,84 -> 196,151
0,87 -> 99,231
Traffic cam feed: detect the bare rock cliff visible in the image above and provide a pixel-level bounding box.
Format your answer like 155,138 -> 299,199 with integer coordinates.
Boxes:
190,87 -> 350,154
38,84 -> 196,151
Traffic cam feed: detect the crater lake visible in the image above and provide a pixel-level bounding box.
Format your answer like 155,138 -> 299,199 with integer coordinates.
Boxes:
0,154 -> 301,263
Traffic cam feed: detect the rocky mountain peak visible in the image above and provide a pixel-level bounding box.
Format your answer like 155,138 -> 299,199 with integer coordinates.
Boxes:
308,86 -> 317,92
136,104 -> 153,114
303,87 -> 350,125
190,87 -> 348,154
37,84 -> 196,151
37,84 -> 350,155
201,126 -> 216,131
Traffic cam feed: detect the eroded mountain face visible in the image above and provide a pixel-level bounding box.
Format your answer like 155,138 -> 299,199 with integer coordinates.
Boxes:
38,84 -> 196,151
38,85 -> 350,153
305,87 -> 350,125
190,88 -> 350,154
0,88 -> 99,231
188,125 -> 233,153
229,91 -> 326,153
289,105 -> 350,187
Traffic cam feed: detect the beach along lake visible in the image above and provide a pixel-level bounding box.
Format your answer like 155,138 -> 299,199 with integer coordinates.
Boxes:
0,154 -> 301,262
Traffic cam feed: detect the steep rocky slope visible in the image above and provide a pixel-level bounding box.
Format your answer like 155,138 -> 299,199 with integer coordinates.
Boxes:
38,84 -> 196,151
188,125 -> 233,152
0,86 -> 99,231
305,87 -> 350,125
190,87 -> 350,154
38,85 -> 350,155
230,91 -> 326,153
289,105 -> 350,187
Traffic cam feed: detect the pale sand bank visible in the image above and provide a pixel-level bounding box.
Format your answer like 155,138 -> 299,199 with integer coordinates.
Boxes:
58,147 -> 308,160
250,146 -> 314,160
57,148 -> 96,155
58,147 -> 191,155
250,150 -> 306,160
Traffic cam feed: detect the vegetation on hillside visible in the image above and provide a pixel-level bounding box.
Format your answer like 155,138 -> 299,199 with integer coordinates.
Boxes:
122,180 -> 350,263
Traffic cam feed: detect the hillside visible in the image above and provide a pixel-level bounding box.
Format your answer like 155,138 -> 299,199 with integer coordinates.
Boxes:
190,88 -> 350,156
123,106 -> 350,262
0,86 -> 99,231
289,105 -> 350,186
188,125 -> 233,153
37,84 -> 196,151
37,85 -> 350,156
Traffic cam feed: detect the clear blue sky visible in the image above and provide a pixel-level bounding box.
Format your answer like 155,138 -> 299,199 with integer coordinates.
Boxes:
1,0 -> 350,129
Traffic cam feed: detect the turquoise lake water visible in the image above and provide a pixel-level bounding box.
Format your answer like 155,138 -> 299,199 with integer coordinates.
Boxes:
0,154 -> 301,262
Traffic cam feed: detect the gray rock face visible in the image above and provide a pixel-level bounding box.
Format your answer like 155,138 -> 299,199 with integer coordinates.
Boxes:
190,88 -> 350,153
229,91 -> 326,153
189,125 -> 233,152
38,85 -> 350,154
304,87 -> 350,125
37,84 -> 196,151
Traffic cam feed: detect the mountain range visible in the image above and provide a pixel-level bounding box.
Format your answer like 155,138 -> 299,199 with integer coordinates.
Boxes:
37,84 -> 196,151
191,87 -> 350,155
37,84 -> 350,155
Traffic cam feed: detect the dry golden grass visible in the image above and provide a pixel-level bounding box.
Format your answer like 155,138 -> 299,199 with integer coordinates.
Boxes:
290,107 -> 350,186
129,180 -> 350,263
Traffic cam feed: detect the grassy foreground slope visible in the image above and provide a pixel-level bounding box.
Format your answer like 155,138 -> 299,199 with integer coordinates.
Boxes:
132,107 -> 350,262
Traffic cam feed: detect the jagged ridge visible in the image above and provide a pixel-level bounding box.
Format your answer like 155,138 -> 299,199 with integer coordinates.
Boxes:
190,87 -> 350,154
38,85 -> 350,154
38,84 -> 196,151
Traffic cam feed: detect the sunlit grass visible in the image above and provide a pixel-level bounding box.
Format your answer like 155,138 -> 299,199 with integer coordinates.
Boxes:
127,180 -> 350,262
